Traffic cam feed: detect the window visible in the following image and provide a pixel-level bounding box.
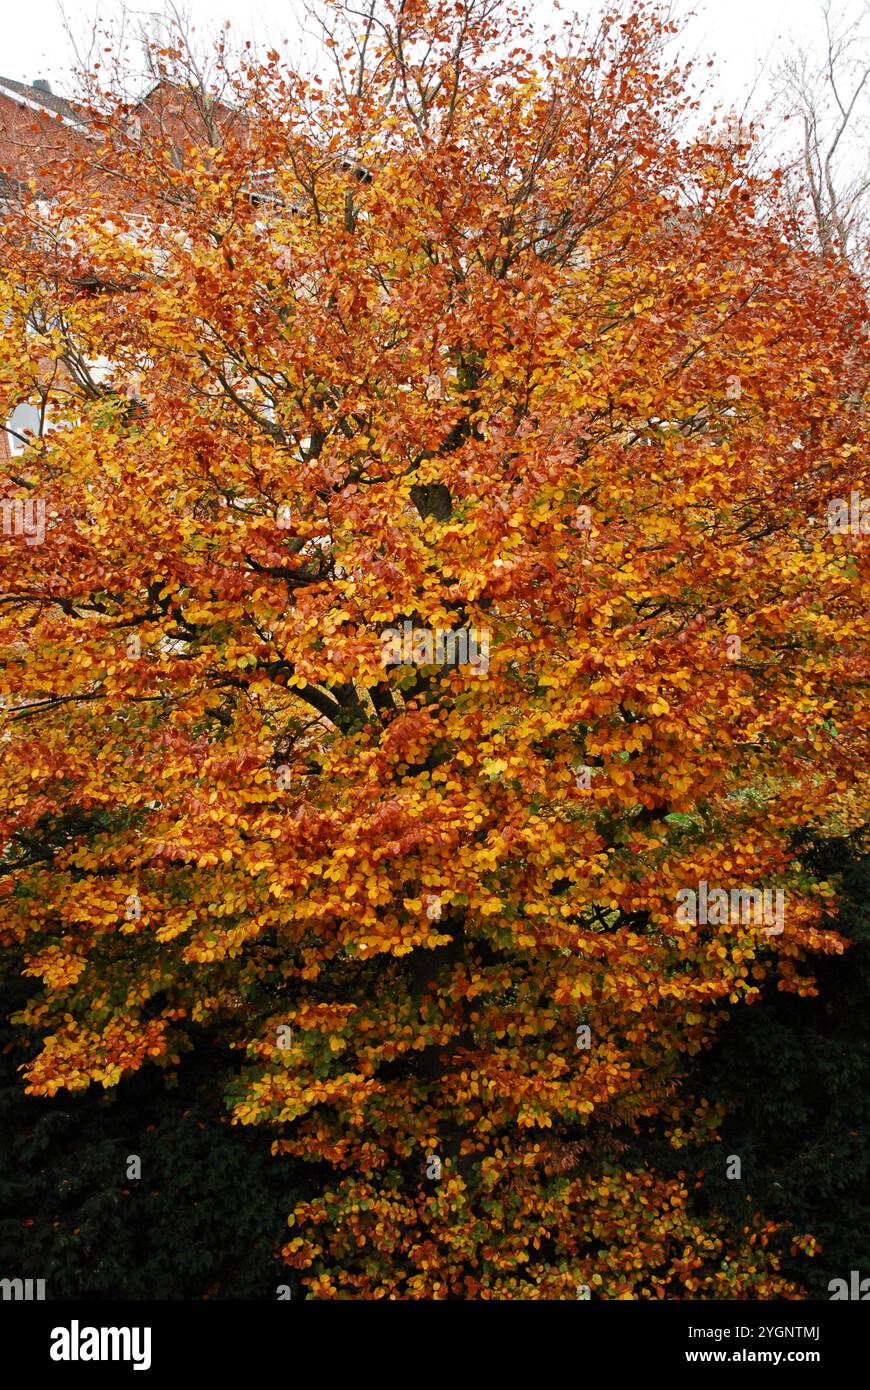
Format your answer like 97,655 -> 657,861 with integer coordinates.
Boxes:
6,402 -> 41,455
243,171 -> 284,210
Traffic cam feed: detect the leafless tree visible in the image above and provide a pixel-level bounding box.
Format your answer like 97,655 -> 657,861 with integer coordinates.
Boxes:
775,0 -> 870,262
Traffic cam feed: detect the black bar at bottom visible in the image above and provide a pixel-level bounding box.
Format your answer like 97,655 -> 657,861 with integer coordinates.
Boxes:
1,1297 -> 865,1377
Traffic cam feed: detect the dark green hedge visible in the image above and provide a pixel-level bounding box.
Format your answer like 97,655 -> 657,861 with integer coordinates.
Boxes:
0,973 -> 307,1300
686,834 -> 870,1296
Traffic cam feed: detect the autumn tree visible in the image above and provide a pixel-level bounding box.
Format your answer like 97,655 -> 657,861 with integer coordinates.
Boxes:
1,0 -> 867,1297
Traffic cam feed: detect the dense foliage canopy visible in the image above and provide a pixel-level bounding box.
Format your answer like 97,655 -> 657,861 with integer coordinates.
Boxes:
1,0 -> 867,1297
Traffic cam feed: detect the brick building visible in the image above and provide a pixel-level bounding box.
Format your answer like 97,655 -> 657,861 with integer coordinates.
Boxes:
0,72 -> 236,468
0,76 -> 97,467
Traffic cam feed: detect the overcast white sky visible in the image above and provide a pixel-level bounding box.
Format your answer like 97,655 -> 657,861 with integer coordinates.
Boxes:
0,0 -> 866,118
